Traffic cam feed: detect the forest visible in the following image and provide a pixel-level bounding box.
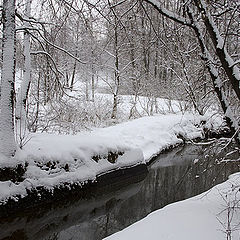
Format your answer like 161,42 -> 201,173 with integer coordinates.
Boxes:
0,0 -> 239,157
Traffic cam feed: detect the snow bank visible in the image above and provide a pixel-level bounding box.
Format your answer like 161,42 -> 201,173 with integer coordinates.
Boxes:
92,113 -> 206,160
0,112 -> 216,204
104,172 -> 240,240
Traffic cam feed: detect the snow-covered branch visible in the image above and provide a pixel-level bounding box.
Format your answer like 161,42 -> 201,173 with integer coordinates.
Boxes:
194,0 -> 240,100
143,0 -> 192,27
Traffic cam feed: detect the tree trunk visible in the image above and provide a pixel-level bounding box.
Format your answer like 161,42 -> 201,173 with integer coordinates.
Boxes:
143,0 -> 239,142
112,93 -> 118,119
16,0 -> 32,142
187,7 -> 240,143
91,63 -> 95,102
70,60 -> 77,91
0,0 -> 17,158
111,19 -> 120,119
194,0 -> 240,100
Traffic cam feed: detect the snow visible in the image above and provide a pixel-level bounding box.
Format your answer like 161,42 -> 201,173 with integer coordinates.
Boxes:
0,112 -> 212,204
104,172 -> 240,240
18,113 -> 204,163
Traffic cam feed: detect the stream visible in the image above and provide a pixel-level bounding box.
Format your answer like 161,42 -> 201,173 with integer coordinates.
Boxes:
0,141 -> 239,240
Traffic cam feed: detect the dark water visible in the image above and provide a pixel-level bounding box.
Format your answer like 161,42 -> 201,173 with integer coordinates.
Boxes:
0,141 -> 239,240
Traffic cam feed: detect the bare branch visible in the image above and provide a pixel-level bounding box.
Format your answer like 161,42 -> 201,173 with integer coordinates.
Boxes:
143,0 -> 192,27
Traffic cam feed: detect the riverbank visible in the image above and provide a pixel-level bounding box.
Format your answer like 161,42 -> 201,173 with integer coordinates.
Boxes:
1,142 -> 239,240
0,112 -> 225,213
104,171 -> 240,240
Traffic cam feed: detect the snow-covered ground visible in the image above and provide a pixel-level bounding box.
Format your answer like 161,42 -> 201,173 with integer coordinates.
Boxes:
0,112 -> 218,205
104,172 -> 240,240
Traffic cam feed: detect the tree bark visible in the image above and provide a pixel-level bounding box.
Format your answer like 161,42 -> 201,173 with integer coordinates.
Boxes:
187,7 -> 240,142
0,0 -> 17,158
193,0 -> 240,100
111,18 -> 120,119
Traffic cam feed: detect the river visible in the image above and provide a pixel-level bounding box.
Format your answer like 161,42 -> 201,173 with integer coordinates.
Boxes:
0,140 -> 239,240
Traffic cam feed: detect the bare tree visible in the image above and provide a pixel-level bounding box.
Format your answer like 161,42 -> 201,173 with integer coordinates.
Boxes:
143,0 -> 240,142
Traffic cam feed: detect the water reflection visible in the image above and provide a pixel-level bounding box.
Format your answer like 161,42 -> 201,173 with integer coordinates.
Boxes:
1,142 -> 239,240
